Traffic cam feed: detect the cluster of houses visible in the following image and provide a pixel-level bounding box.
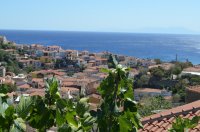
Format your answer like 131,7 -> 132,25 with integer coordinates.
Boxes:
1,65 -> 106,108
0,40 -> 162,109
14,43 -> 159,70
2,36 -> 200,111
2,36 -> 200,131
16,44 -> 111,70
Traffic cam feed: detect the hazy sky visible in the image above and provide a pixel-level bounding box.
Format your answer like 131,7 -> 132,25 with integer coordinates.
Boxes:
1,0 -> 200,34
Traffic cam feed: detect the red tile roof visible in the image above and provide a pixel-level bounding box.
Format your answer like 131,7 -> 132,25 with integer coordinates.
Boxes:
187,85 -> 200,93
32,78 -> 44,82
26,88 -> 45,97
135,88 -> 162,93
183,67 -> 200,72
30,91 -> 45,97
61,82 -> 74,87
60,87 -> 79,93
140,100 -> 200,132
19,84 -> 31,89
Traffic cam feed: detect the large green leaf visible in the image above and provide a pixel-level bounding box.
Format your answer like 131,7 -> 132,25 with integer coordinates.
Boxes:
0,102 -> 9,118
124,98 -> 137,112
57,98 -> 67,110
76,98 -> 89,117
49,78 -> 59,96
66,111 -> 78,129
118,115 -> 132,132
5,105 -> 15,118
81,114 -> 96,131
16,96 -> 33,119
58,124 -> 72,132
10,118 -> 26,132
56,109 -> 65,126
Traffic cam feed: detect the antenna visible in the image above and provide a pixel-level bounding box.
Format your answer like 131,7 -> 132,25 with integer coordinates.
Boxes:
176,54 -> 178,62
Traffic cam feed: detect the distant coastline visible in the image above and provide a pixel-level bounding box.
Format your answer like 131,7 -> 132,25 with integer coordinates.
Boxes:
0,30 -> 200,64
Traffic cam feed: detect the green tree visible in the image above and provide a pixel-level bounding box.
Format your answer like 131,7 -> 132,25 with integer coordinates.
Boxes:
172,79 -> 188,102
96,56 -> 142,132
149,66 -> 165,80
136,74 -> 150,87
171,66 -> 182,76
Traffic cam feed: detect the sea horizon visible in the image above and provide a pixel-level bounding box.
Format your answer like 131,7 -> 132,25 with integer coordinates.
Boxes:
0,29 -> 200,64
1,28 -> 200,36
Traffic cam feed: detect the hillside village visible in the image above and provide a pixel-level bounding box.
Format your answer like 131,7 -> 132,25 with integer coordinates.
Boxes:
1,36 -> 200,131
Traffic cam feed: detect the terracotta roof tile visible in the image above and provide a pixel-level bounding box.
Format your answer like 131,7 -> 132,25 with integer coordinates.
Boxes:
61,82 -> 74,87
140,100 -> 200,132
30,91 -> 45,97
60,87 -> 79,93
19,84 -> 31,89
134,88 -> 162,93
187,85 -> 200,93
183,67 -> 200,72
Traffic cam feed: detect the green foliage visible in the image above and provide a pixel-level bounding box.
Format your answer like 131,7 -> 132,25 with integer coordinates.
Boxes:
173,61 -> 193,70
0,49 -> 20,74
172,79 -> 188,102
171,66 -> 182,75
25,77 -> 95,131
16,96 -> 34,119
0,84 -> 17,94
138,96 -> 172,117
181,74 -> 200,86
0,56 -> 142,131
0,42 -> 15,50
149,66 -> 165,80
169,116 -> 200,132
0,97 -> 26,131
96,56 -> 142,132
136,74 -> 150,87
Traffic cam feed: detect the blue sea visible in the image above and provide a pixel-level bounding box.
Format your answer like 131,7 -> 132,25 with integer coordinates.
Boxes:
0,30 -> 200,64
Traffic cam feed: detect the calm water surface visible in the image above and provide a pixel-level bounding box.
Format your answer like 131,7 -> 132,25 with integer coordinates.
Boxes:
0,30 -> 200,64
